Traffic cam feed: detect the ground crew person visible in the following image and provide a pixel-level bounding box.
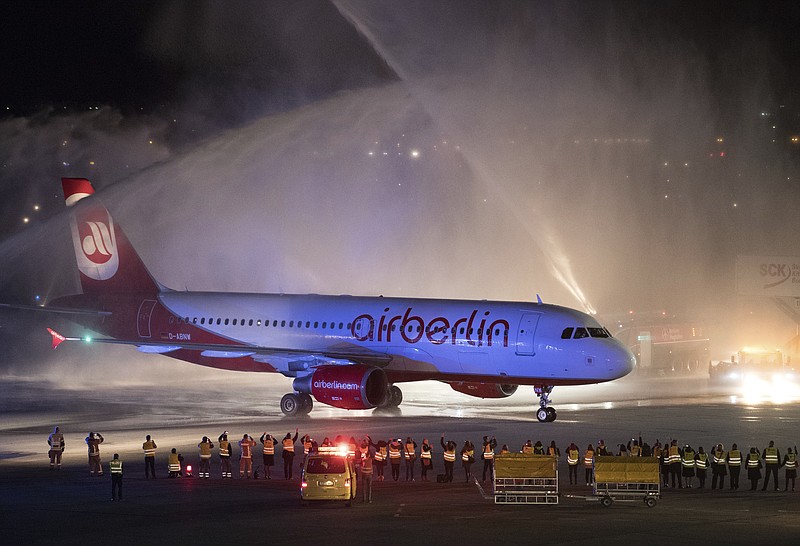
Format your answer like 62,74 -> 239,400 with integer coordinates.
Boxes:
239,434 -> 256,479
441,436 -> 457,483
711,443 -> 727,489
747,447 -> 762,490
198,436 -> 214,479
360,437 -> 376,503
668,440 -> 681,488
168,448 -> 181,477
761,440 -> 780,491
681,444 -> 695,488
282,428 -> 299,479
629,439 -> 642,456
548,440 -> 560,458
260,432 -> 276,479
420,438 -> 433,481
301,434 -> 313,457
404,436 -> 417,481
521,440 -> 533,454
727,443 -> 742,490
388,438 -> 402,481
499,444 -> 510,455
660,448 -> 670,487
461,440 -> 475,482
48,426 -> 64,470
695,446 -> 709,488
596,439 -> 609,456
85,432 -> 104,476
109,453 -> 123,501
142,434 -> 157,479
481,435 -> 497,483
374,438 -> 388,481
566,442 -> 580,485
652,440 -> 663,460
584,444 -> 595,486
783,447 -> 797,492
218,431 -> 232,479
533,440 -> 545,455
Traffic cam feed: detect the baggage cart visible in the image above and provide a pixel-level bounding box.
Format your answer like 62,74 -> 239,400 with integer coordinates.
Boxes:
592,456 -> 660,507
493,453 -> 558,504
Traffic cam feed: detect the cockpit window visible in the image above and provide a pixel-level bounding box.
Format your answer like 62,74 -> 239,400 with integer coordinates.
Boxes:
588,327 -> 610,338
561,327 -> 574,339
573,327 -> 589,339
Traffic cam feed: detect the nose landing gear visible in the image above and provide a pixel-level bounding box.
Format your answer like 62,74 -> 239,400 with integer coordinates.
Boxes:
534,385 -> 557,422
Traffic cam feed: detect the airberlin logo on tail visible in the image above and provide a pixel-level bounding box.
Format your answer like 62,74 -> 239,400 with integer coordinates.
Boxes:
69,209 -> 119,281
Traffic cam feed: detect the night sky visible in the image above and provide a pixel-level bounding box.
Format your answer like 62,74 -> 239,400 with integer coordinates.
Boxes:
1,0 -> 800,370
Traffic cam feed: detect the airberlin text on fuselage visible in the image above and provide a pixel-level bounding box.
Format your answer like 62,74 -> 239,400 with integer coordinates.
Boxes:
351,307 -> 510,347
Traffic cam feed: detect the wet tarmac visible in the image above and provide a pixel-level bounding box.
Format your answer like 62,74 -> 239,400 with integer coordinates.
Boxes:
2,372 -> 800,543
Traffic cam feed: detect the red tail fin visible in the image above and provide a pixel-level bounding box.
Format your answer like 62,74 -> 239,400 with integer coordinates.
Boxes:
62,178 -> 159,298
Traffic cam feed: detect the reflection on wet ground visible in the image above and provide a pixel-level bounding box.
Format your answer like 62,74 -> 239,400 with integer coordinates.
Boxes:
2,371 -> 799,467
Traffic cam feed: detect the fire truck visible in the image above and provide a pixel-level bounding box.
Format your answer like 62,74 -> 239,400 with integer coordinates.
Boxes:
708,348 -> 793,385
613,318 -> 709,376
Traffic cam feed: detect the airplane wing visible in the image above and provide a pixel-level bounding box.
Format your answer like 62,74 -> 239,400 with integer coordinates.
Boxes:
0,302 -> 112,316
46,328 -> 392,367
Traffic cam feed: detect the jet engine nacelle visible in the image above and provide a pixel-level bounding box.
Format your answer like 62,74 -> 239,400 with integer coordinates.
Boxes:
293,365 -> 388,410
449,381 -> 518,399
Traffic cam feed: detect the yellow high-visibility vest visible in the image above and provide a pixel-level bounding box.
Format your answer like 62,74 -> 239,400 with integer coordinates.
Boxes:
567,449 -> 579,465
142,440 -> 157,457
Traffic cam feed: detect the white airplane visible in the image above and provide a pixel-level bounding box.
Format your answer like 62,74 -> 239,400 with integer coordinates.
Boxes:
22,178 -> 635,421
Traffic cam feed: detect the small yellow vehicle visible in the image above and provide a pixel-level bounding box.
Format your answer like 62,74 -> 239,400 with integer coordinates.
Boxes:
300,446 -> 357,507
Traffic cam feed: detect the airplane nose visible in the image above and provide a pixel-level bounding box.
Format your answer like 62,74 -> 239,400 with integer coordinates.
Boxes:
610,340 -> 636,378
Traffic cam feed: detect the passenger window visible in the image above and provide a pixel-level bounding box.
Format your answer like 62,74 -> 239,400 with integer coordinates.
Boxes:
224,319 -> 229,325
314,322 -> 319,328
306,321 -> 310,328
256,320 -> 261,326
322,322 -> 327,328
200,318 -> 205,325
281,320 -> 286,327
216,318 -> 221,325
249,319 -> 254,326
561,327 -> 574,339
573,327 -> 589,339
289,321 -> 294,327
339,323 -> 344,329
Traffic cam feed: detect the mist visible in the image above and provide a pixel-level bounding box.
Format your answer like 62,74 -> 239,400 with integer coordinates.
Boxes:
1,1 -> 798,385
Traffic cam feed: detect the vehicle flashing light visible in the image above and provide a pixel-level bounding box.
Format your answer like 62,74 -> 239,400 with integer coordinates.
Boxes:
301,481 -> 308,488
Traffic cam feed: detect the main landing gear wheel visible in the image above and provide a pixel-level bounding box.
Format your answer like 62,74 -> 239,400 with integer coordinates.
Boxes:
280,393 -> 301,416
281,393 -> 313,416
534,385 -> 557,422
299,393 -> 313,415
387,385 -> 403,408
